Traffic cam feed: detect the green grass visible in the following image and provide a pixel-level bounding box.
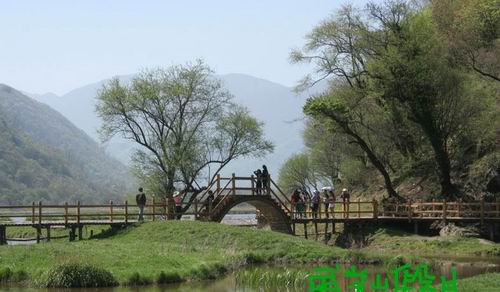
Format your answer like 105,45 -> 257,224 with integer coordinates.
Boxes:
0,221 -> 349,286
362,228 -> 500,257
446,273 -> 500,291
235,267 -> 308,290
6,225 -> 109,240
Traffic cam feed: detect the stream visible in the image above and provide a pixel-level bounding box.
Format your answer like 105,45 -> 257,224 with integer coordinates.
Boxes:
1,257 -> 499,291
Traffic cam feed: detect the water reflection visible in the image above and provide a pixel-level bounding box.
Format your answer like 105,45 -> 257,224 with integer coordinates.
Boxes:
2,259 -> 500,292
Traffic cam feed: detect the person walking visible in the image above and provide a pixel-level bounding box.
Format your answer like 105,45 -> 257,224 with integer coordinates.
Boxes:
323,190 -> 331,219
173,191 -> 183,220
328,189 -> 336,218
341,188 -> 350,218
297,191 -> 306,218
206,190 -> 214,213
262,165 -> 270,194
311,190 -> 320,219
291,189 -> 304,219
136,187 -> 147,221
253,169 -> 263,195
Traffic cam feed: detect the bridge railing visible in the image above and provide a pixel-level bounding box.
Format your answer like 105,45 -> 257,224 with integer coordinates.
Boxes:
199,174 -> 293,217
381,199 -> 500,221
286,198 -> 500,221
0,199 -> 207,225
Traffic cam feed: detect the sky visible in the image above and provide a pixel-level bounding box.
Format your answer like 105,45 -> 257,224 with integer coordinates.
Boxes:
0,0 -> 370,95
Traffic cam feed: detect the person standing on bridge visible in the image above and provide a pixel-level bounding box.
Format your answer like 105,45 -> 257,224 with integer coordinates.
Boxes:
206,190 -> 214,213
328,189 -> 336,218
173,191 -> 183,220
311,190 -> 320,219
341,188 -> 350,218
290,189 -> 301,219
136,187 -> 147,221
322,189 -> 331,219
253,169 -> 263,195
262,165 -> 270,194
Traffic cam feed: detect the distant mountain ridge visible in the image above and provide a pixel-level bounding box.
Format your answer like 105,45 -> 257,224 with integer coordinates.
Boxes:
27,73 -> 326,179
0,84 -> 134,204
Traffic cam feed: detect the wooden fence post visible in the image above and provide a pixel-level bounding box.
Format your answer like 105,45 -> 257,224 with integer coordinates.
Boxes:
480,198 -> 485,225
77,201 -> 81,225
408,199 -> 412,220
31,201 -> 35,224
152,196 -> 155,221
432,199 -> 436,217
373,199 -> 378,219
216,174 -> 221,193
38,201 -> 42,225
64,202 -> 68,225
496,199 -> 500,218
232,173 -> 236,195
110,200 -> 114,223
251,175 -> 255,195
194,199 -> 198,220
357,198 -> 361,218
125,200 -> 129,224
457,199 -> 461,218
443,200 -> 447,222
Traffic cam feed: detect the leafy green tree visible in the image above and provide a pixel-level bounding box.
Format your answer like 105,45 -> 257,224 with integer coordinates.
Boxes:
432,0 -> 500,82
96,61 -> 273,204
366,4 -> 477,198
278,153 -> 318,195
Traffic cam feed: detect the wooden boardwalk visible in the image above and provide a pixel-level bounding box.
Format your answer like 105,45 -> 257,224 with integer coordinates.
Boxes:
1,175 -> 499,243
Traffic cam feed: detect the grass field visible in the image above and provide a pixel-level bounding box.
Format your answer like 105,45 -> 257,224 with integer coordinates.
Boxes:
361,228 -> 500,257
0,221 -> 350,286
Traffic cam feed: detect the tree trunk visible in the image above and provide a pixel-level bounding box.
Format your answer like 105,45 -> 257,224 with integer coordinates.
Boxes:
427,134 -> 457,199
416,116 -> 457,199
345,126 -> 403,201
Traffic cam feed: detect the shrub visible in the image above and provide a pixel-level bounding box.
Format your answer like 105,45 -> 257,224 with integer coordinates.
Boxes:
156,271 -> 182,284
0,267 -> 29,283
189,263 -> 228,280
41,263 -> 118,288
388,255 -> 406,268
125,272 -> 153,286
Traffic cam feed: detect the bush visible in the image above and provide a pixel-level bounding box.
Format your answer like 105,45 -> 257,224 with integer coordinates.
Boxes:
0,267 -> 29,283
125,272 -> 153,286
41,263 -> 118,288
156,271 -> 182,284
388,255 -> 406,268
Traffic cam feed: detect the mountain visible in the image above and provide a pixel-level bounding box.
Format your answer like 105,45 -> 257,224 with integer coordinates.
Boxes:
0,84 -> 134,204
28,74 -> 325,180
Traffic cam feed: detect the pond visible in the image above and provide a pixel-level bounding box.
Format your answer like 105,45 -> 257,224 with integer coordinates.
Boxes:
2,256 -> 500,291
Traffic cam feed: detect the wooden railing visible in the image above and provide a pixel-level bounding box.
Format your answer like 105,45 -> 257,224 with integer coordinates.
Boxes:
286,199 -> 500,221
197,174 -> 293,218
0,199 -> 204,225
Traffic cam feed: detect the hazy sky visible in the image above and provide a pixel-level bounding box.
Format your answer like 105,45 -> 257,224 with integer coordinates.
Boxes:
1,0 -> 371,95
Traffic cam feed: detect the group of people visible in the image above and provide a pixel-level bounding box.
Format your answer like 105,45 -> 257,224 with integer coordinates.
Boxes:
135,187 -> 184,221
290,187 -> 351,219
253,165 -> 270,195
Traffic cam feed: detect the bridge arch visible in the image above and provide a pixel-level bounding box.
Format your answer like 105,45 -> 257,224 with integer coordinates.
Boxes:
210,196 -> 292,234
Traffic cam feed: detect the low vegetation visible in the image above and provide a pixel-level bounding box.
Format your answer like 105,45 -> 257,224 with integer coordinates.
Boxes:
235,267 -> 308,290
39,263 -> 118,288
362,228 -> 500,257
0,221 -> 349,287
446,273 -> 500,292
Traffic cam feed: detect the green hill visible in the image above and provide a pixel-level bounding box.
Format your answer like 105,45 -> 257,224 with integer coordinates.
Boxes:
0,221 -> 343,285
0,84 -> 134,204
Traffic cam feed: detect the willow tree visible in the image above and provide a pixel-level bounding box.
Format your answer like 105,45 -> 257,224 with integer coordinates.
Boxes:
291,5 -> 403,200
96,61 -> 273,205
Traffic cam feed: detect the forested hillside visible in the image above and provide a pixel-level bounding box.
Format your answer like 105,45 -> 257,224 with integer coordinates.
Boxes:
280,0 -> 500,200
0,84 -> 134,204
